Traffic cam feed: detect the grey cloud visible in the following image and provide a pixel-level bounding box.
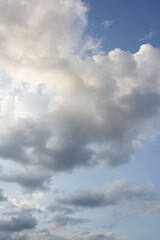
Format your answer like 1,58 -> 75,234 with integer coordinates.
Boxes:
58,190 -> 106,208
0,116 -> 94,172
0,168 -> 52,192
55,179 -> 154,209
119,90 -> 160,121
49,214 -> 89,227
83,232 -> 116,240
47,203 -> 76,214
0,232 -> 29,240
0,119 -> 51,165
10,233 -> 29,240
0,212 -> 37,232
1,86 -> 160,174
0,188 -> 8,201
32,229 -> 127,240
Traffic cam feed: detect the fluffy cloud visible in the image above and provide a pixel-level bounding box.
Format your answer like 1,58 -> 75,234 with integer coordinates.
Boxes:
0,0 -> 160,176
0,45 -> 160,178
0,0 -> 87,67
8,192 -> 44,211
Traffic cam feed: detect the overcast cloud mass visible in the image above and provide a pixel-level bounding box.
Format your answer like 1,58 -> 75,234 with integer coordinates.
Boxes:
0,0 -> 160,239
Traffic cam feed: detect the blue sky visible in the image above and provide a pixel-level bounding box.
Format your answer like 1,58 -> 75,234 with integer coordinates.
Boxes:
84,0 -> 160,53
0,1 -> 160,240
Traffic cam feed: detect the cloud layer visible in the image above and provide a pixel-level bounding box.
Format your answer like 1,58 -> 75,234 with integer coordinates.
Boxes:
0,0 -> 160,239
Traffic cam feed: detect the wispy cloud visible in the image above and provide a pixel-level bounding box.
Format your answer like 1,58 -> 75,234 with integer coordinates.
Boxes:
102,19 -> 114,30
140,30 -> 160,41
139,202 -> 160,216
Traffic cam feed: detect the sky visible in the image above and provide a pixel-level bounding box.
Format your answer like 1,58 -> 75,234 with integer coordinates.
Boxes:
0,0 -> 160,239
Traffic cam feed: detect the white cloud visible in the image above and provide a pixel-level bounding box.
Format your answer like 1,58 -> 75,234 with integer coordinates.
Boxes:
8,192 -> 44,210
0,44 -> 160,173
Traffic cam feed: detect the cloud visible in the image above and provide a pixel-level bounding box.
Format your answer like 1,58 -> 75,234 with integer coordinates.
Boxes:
0,0 -> 159,175
102,20 -> 114,30
47,203 -> 76,214
0,232 -> 29,240
140,30 -> 160,41
0,167 -> 52,192
139,202 -> 160,216
0,0 -> 159,197
29,229 -> 130,240
1,59 -> 160,174
0,1 -> 158,239
49,214 -> 89,227
52,179 -> 154,209
0,212 -> 37,232
8,192 -> 44,211
0,188 -> 8,201
83,232 -> 119,240
57,189 -> 105,208
0,0 -> 88,66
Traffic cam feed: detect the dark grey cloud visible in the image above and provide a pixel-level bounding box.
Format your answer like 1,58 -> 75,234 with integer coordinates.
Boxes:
0,212 -> 37,232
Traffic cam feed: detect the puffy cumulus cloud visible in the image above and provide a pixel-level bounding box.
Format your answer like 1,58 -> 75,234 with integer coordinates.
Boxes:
0,211 -> 37,232
52,179 -> 154,209
8,192 -> 44,211
0,0 -> 87,65
0,1 -> 160,180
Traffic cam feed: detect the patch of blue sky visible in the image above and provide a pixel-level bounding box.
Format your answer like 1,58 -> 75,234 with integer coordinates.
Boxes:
82,0 -> 160,53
